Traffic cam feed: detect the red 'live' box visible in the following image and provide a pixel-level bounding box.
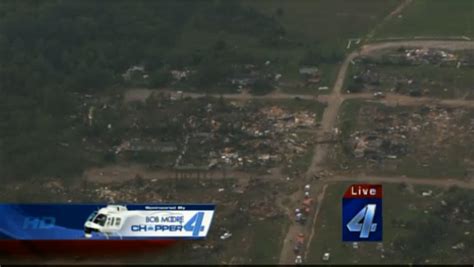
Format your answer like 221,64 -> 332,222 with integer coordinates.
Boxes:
343,184 -> 383,198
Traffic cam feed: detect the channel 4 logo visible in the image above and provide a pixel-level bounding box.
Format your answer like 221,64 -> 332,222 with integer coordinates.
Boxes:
342,184 -> 382,241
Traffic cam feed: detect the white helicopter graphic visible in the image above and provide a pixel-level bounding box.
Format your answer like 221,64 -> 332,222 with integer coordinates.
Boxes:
83,205 -> 183,239
84,205 -> 131,239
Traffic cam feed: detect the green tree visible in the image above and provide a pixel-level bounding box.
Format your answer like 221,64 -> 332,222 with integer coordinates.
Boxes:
150,68 -> 171,88
193,59 -> 229,89
250,78 -> 273,95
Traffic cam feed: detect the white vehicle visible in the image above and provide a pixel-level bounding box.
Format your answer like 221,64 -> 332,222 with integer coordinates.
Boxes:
322,252 -> 330,262
295,255 -> 303,264
304,184 -> 311,192
220,232 -> 232,240
84,205 -> 129,238
373,91 -> 385,98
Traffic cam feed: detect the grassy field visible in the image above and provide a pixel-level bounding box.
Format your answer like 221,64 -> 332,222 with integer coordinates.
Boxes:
245,0 -> 401,47
307,182 -> 474,264
376,0 -> 474,38
278,63 -> 340,95
345,61 -> 474,99
245,0 -> 401,94
247,218 -> 289,264
329,99 -> 474,179
175,0 -> 401,94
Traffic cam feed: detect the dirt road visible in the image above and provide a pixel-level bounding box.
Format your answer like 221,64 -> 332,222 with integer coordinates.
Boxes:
84,164 -> 283,184
117,38 -> 474,265
346,93 -> 474,108
278,39 -> 474,264
127,87 -> 474,110
366,0 -> 413,40
328,175 -> 474,189
126,40 -> 474,113
124,88 -> 320,103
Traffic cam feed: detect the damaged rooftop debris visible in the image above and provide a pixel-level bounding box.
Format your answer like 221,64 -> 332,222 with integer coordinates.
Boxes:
80,93 -> 323,175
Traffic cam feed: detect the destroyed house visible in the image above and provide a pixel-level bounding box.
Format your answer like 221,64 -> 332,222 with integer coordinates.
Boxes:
122,65 -> 145,81
298,67 -> 319,76
229,75 -> 258,86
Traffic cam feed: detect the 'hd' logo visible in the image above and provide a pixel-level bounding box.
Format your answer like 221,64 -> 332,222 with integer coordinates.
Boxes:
23,217 -> 56,229
342,184 -> 382,242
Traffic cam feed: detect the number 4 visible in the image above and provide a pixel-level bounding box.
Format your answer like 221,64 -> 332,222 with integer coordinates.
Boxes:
347,204 -> 377,238
184,212 -> 205,237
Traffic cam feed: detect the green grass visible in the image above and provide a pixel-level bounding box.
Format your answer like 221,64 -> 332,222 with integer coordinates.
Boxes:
307,182 -> 474,264
376,0 -> 474,38
174,0 -> 401,94
395,153 -> 469,178
346,63 -> 474,99
279,63 -> 340,95
245,0 -> 401,47
248,218 -> 289,264
245,0 -> 401,93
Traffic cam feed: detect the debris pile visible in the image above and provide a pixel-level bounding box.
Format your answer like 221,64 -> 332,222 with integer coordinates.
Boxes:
179,101 -> 318,171
348,48 -> 472,96
170,69 -> 193,81
346,105 -> 473,164
80,95 -> 319,172
401,48 -> 457,65
248,198 -> 282,219
299,66 -> 321,85
350,130 -> 408,161
122,65 -> 146,81
116,138 -> 178,154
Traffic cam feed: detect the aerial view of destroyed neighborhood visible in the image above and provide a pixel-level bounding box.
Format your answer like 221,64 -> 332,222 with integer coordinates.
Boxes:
0,0 -> 473,265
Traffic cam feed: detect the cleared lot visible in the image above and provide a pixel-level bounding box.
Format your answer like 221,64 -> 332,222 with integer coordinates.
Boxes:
376,0 -> 474,38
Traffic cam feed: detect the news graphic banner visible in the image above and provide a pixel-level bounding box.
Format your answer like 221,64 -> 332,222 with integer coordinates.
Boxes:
342,184 -> 383,242
0,204 -> 215,240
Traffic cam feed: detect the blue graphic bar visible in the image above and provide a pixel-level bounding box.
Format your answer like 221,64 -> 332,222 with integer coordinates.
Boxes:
0,204 -> 215,240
